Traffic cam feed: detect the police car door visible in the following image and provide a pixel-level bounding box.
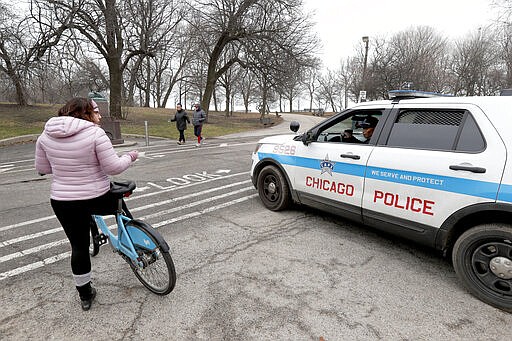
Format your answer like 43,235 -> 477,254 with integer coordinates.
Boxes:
362,103 -> 506,244
293,108 -> 386,221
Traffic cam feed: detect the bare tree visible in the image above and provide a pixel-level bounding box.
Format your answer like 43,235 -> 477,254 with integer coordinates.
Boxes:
450,28 -> 501,95
0,1 -> 70,105
375,26 -> 449,95
302,64 -> 321,111
277,58 -> 306,112
33,0 -> 178,117
217,46 -> 243,115
123,0 -> 185,107
189,0 -> 317,115
493,0 -> 512,87
317,69 -> 341,112
238,68 -> 256,113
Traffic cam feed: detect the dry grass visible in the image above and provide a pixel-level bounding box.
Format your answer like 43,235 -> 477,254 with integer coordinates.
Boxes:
0,102 -> 283,140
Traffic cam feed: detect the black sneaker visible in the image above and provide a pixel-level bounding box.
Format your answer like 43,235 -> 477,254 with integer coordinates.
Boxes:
77,283 -> 97,311
80,287 -> 96,311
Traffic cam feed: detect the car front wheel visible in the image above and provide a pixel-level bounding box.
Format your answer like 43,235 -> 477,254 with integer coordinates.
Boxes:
452,224 -> 512,312
256,165 -> 291,211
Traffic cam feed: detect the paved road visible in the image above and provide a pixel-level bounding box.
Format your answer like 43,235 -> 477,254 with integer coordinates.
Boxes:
1,115 -> 511,340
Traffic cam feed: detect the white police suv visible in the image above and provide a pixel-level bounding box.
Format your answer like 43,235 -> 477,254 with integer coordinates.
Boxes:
250,90 -> 512,312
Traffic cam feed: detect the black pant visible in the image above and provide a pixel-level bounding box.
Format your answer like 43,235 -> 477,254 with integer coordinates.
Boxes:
178,129 -> 185,142
51,191 -> 119,275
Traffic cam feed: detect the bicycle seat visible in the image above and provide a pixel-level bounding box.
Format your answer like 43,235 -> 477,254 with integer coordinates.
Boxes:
110,181 -> 136,197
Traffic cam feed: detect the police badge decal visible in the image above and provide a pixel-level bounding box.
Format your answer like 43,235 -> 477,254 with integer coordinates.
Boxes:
320,154 -> 335,175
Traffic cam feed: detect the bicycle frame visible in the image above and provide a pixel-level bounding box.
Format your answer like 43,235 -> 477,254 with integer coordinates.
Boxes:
92,212 -> 157,268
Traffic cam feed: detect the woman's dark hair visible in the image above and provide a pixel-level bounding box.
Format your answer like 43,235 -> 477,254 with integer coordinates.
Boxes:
58,97 -> 95,122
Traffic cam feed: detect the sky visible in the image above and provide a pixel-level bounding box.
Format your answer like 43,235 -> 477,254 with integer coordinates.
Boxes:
302,0 -> 499,69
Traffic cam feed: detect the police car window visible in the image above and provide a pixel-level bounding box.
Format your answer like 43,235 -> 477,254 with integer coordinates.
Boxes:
316,111 -> 382,143
455,113 -> 485,152
386,110 -> 464,150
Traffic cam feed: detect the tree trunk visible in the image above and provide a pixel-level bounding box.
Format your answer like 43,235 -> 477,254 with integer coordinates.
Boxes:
243,96 -> 249,113
126,56 -> 144,106
213,88 -> 218,111
4,65 -> 28,106
13,73 -> 28,106
225,85 -> 230,116
144,58 -> 151,107
261,82 -> 268,119
108,59 -> 123,119
201,34 -> 230,116
105,0 -> 123,119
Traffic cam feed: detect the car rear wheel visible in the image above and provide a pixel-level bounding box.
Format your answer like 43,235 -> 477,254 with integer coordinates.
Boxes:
452,224 -> 512,312
257,165 -> 290,211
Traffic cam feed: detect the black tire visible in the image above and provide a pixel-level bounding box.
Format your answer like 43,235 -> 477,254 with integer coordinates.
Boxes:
89,218 -> 100,257
452,224 -> 512,312
125,221 -> 176,295
256,165 -> 291,211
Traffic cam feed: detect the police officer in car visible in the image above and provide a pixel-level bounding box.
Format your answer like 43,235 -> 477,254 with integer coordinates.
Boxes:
341,129 -> 361,143
359,116 -> 378,144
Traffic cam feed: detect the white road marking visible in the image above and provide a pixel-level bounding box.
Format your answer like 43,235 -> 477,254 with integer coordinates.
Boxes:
131,180 -> 251,212
0,252 -> 71,281
0,193 -> 258,281
0,171 -> 248,233
0,227 -> 63,248
0,186 -> 254,264
0,167 -> 30,174
153,194 -> 258,228
0,239 -> 69,263
133,186 -> 151,192
133,171 -> 247,200
139,187 -> 253,220
0,216 -> 56,233
0,181 -> 252,247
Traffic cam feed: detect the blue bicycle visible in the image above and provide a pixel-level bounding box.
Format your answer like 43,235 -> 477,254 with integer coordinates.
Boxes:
89,181 -> 176,295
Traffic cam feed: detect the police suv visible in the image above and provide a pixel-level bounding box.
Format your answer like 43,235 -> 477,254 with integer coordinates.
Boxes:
250,90 -> 512,312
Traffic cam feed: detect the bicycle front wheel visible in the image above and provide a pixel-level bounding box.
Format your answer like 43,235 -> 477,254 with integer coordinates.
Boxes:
125,220 -> 176,295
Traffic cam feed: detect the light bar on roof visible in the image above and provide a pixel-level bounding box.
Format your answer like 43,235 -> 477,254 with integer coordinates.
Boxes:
388,90 -> 453,99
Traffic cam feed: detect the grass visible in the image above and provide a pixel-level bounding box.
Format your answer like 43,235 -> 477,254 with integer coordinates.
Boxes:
0,102 -> 283,141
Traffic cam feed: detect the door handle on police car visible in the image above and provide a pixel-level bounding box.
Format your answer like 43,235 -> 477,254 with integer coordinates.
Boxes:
340,153 -> 360,160
449,165 -> 486,173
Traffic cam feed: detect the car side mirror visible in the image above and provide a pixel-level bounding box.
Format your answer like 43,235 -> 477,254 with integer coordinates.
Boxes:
302,131 -> 314,145
290,121 -> 300,133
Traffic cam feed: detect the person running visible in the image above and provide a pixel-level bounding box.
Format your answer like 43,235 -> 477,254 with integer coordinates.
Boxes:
192,103 -> 206,147
35,97 -> 138,311
170,103 -> 190,145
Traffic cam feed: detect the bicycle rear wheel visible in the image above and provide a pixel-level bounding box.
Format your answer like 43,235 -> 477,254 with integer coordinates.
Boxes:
125,220 -> 176,295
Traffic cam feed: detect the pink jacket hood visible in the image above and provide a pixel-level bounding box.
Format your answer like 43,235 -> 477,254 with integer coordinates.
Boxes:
44,116 -> 95,138
35,116 -> 134,201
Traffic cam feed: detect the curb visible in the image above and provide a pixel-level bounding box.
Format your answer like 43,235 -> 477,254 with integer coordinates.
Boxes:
0,134 -> 39,146
0,134 -> 168,148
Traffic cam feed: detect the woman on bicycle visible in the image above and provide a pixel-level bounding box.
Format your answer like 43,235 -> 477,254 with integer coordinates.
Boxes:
35,97 -> 138,310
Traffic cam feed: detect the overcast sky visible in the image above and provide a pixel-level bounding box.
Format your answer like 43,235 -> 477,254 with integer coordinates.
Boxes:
302,0 -> 499,69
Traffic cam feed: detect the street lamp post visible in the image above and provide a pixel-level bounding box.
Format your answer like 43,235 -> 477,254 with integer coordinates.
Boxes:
361,36 -> 369,102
